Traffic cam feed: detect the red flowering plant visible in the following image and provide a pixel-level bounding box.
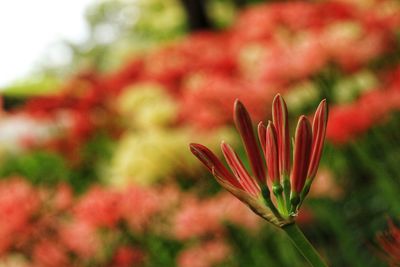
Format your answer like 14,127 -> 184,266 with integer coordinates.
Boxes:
377,219 -> 400,266
0,177 -> 165,267
190,94 -> 328,267
327,68 -> 400,144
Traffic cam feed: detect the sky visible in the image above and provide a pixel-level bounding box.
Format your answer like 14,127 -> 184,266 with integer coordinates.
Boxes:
0,0 -> 94,88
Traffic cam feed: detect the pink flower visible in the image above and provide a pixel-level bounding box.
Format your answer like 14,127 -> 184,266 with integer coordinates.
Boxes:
215,193 -> 261,230
258,37 -> 326,83
174,192 -> 261,240
0,178 -> 40,254
33,240 -> 69,267
173,196 -> 223,240
59,221 -> 99,258
120,186 -> 161,233
112,246 -> 145,267
74,187 -> 121,228
178,240 -> 231,267
53,183 -> 73,211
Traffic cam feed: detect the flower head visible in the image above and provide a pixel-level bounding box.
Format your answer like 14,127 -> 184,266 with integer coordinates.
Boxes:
190,94 -> 328,226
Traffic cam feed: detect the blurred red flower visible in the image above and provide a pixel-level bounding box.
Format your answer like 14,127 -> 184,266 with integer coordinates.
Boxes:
74,187 -> 122,228
0,178 -> 40,255
377,220 -> 400,266
112,246 -> 145,267
178,240 -> 231,267
33,240 -> 69,267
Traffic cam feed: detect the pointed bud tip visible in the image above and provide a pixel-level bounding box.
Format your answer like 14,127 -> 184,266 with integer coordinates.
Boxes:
221,142 -> 237,157
266,121 -> 278,142
320,99 -> 327,108
266,121 -> 276,135
318,99 -> 328,110
189,143 -> 204,154
272,93 -> 286,104
189,143 -> 198,150
233,99 -> 248,124
298,115 -> 309,123
234,98 -> 242,107
314,99 -> 328,124
296,116 -> 312,138
220,140 -> 228,149
273,93 -> 282,100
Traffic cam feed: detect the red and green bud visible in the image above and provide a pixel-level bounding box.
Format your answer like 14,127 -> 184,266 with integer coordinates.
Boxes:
291,116 -> 312,195
272,94 -> 291,176
307,99 -> 328,179
190,143 -> 243,190
234,99 -> 266,183
190,95 -> 328,226
221,142 -> 261,197
265,121 -> 280,184
257,121 -> 267,154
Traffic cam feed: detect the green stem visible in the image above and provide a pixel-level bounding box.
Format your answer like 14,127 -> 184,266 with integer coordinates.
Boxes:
283,174 -> 291,212
299,178 -> 312,207
261,185 -> 282,219
273,183 -> 287,216
282,223 -> 328,267
275,193 -> 287,216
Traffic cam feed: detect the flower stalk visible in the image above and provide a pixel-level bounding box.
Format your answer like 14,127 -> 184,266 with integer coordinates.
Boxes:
283,223 -> 328,267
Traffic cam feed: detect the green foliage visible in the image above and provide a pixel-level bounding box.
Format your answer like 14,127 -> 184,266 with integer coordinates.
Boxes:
0,132 -> 115,192
2,75 -> 61,97
308,199 -> 385,267
144,234 -> 182,267
226,223 -> 306,267
0,151 -> 70,185
69,132 -> 116,192
303,113 -> 400,266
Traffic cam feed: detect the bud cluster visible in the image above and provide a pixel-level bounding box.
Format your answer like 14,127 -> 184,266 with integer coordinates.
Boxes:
190,94 -> 328,227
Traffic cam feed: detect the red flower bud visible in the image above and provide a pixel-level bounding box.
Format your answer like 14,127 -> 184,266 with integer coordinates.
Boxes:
308,99 -> 328,179
234,99 -> 266,183
265,121 -> 280,184
190,95 -> 328,225
291,116 -> 312,194
272,94 -> 290,176
190,143 -> 243,190
221,142 -> 260,197
257,122 -> 267,154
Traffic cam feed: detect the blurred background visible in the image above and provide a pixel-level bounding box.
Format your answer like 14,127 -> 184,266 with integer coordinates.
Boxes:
0,0 -> 400,266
